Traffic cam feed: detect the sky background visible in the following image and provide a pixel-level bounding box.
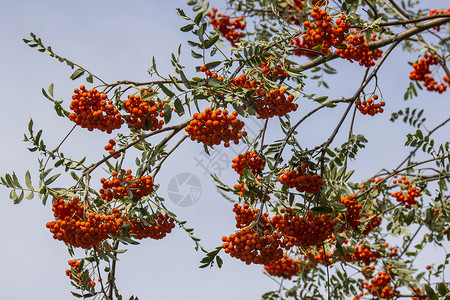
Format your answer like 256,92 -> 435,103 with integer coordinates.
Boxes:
0,0 -> 449,299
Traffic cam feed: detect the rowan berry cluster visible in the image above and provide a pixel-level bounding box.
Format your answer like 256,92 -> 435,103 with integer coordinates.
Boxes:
232,151 -> 265,175
357,269 -> 398,299
222,227 -> 287,265
264,255 -> 301,279
66,259 -> 96,288
125,214 -> 175,240
335,32 -> 383,67
46,197 -> 123,249
278,163 -> 324,194
411,287 -> 427,300
409,54 -> 448,93
232,203 -> 269,229
361,212 -> 382,235
339,194 -> 362,229
99,169 -> 154,201
291,35 -> 330,57
185,108 -> 247,147
68,85 -> 124,133
299,8 -> 351,54
355,95 -> 385,116
104,139 -> 121,159
305,248 -> 334,266
259,61 -> 290,81
208,8 -> 245,47
429,8 -> 450,31
122,91 -> 165,131
234,181 -> 249,196
391,186 -> 420,209
222,204 -> 293,265
273,208 -> 338,247
199,66 -> 224,82
347,244 -> 381,265
232,74 -> 298,119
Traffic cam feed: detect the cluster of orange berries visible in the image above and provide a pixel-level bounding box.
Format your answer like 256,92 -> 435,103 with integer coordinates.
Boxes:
391,186 -> 420,209
68,85 -> 124,133
409,54 -> 448,93
292,8 -> 350,57
125,214 -> 175,240
46,197 -> 122,249
208,8 -> 245,47
259,60 -> 290,80
411,287 -> 427,300
99,169 -> 154,201
355,95 -> 385,116
429,8 -> 450,31
362,211 -> 382,235
232,203 -> 271,229
339,195 -> 362,229
222,204 -> 293,265
233,178 -> 270,201
357,268 -> 398,299
232,74 -> 298,119
232,151 -> 265,175
303,8 -> 351,52
335,32 -> 383,67
264,255 -> 300,279
278,163 -> 324,194
66,259 -> 96,288
222,227 -> 287,265
185,108 -> 246,147
234,181 -> 250,196
346,244 -> 380,265
305,248 -> 334,266
273,208 -> 338,247
199,66 -> 224,82
257,88 -> 298,119
104,139 -> 121,159
122,90 -> 165,131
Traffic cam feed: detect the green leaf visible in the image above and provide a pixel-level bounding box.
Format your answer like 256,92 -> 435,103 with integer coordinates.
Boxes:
193,12 -> 203,25
204,34 -> 220,49
86,74 -> 93,83
437,282 -> 447,296
157,82 -> 175,97
44,173 -> 61,185
70,68 -> 85,80
164,104 -> 172,123
179,70 -> 191,89
205,61 -> 221,70
174,98 -> 185,115
25,171 -> 33,190
48,83 -> 54,97
180,24 -> 194,32
207,77 -> 224,87
314,96 -> 328,103
424,284 -> 438,300
169,75 -> 184,92
191,50 -> 203,59
216,255 -> 223,268
25,192 -> 34,200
